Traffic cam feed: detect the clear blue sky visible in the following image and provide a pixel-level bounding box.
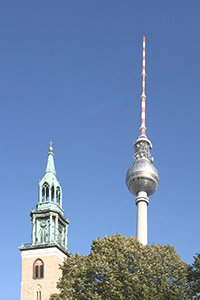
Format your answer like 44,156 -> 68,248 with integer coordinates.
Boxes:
0,0 -> 200,298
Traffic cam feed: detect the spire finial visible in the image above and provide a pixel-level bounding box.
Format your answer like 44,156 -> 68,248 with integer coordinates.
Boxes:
46,141 -> 56,175
140,36 -> 146,136
49,140 -> 53,152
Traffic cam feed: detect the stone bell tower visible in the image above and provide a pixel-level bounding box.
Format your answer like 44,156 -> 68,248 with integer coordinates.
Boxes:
19,142 -> 70,300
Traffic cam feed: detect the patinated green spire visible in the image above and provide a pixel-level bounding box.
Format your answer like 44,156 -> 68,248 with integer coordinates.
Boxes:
19,142 -> 70,256
45,141 -> 56,176
37,142 -> 63,211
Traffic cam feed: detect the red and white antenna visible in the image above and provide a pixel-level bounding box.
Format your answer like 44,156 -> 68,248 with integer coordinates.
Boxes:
140,36 -> 146,136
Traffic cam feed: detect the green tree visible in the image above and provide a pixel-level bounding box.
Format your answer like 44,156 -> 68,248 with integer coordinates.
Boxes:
187,253 -> 200,299
51,233 -> 188,300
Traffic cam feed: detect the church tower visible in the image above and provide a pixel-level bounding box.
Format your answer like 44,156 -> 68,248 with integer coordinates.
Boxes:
19,143 -> 70,300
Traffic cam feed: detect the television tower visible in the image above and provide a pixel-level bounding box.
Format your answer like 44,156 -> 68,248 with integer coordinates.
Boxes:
126,37 -> 159,245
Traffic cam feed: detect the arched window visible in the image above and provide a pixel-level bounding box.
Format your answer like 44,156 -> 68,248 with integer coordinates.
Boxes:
51,185 -> 55,202
40,227 -> 47,243
56,187 -> 60,205
33,259 -> 44,279
36,284 -> 42,300
42,182 -> 49,202
37,291 -> 41,300
57,225 -> 62,245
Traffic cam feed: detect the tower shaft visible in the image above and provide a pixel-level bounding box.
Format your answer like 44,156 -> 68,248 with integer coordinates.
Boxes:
136,191 -> 149,245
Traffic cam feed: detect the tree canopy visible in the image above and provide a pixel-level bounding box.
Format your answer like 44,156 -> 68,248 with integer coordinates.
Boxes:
51,233 -> 188,300
187,253 -> 200,299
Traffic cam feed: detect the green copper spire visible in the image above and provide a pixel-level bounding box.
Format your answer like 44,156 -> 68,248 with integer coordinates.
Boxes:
19,143 -> 69,256
21,142 -> 70,255
38,142 -> 63,211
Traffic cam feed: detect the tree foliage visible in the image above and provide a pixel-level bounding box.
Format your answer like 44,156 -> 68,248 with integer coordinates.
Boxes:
187,253 -> 200,299
51,233 -> 188,300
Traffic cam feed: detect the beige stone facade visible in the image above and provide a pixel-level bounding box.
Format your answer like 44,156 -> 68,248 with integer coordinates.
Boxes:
20,247 -> 66,300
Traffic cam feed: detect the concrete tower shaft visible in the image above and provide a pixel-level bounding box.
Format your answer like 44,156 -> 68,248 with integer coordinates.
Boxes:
126,37 -> 159,245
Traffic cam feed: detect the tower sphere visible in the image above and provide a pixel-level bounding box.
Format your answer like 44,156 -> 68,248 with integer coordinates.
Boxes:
126,159 -> 159,197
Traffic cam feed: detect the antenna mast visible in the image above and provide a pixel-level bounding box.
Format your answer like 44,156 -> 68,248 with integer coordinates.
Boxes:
140,36 -> 146,136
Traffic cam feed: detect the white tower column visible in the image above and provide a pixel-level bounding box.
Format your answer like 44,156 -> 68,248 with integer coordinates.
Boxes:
135,191 -> 149,245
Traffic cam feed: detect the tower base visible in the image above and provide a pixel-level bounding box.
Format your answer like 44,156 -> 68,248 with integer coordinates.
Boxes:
20,246 -> 68,300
